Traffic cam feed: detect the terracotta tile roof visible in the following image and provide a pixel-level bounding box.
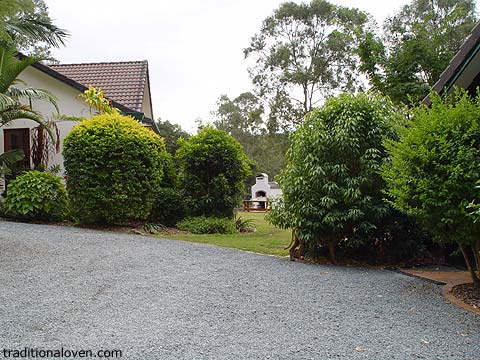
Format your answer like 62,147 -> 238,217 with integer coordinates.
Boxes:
49,61 -> 148,112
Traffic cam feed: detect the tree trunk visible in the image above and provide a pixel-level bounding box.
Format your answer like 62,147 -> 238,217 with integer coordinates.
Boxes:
459,244 -> 480,288
473,239 -> 480,275
328,241 -> 337,265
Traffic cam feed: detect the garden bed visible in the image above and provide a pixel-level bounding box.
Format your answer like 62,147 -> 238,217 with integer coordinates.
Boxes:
452,283 -> 480,310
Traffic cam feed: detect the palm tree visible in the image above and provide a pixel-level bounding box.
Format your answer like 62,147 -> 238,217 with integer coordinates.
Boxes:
0,46 -> 58,174
0,45 -> 58,128
0,1 -> 67,174
0,0 -> 66,127
0,0 -> 68,49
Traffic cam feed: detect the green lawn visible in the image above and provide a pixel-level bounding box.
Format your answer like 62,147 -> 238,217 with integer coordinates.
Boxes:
160,212 -> 291,256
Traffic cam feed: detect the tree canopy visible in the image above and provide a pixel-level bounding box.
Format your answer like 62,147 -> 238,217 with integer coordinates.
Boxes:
244,0 -> 371,130
214,92 -> 264,136
213,92 -> 289,180
359,0 -> 477,105
155,119 -> 190,155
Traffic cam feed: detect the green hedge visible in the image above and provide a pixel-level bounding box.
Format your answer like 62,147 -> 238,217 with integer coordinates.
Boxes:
177,216 -> 237,234
63,114 -> 166,224
3,170 -> 68,221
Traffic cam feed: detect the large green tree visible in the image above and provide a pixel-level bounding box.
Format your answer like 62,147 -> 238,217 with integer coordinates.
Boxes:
0,0 -> 67,127
359,0 -> 477,104
244,0 -> 371,130
267,92 -> 400,262
382,90 -> 480,287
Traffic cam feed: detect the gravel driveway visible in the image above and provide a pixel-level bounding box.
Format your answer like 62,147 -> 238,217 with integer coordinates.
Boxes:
0,221 -> 478,360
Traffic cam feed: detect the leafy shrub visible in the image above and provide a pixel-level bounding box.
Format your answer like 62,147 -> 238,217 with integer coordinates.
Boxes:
149,153 -> 185,226
149,187 -> 185,227
234,214 -> 255,232
339,208 -> 434,265
268,93 -> 401,262
3,170 -> 68,221
63,114 -> 166,224
177,216 -> 237,234
381,90 -> 480,285
176,126 -> 250,218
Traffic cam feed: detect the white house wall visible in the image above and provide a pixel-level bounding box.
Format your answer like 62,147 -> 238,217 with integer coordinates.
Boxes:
141,78 -> 153,119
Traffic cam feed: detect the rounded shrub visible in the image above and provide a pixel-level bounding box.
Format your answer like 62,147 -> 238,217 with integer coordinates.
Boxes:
3,170 -> 68,221
176,126 -> 250,217
63,114 -> 166,224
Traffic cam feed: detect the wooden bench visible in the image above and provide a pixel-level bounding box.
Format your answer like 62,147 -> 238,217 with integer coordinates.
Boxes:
243,200 -> 270,212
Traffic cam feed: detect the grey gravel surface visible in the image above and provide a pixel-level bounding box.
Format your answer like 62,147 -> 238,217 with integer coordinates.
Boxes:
0,221 -> 478,360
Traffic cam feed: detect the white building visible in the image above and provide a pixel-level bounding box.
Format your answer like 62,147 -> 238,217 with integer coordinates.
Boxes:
251,173 -> 282,200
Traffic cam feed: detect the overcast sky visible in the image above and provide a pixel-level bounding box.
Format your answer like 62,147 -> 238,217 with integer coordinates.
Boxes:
44,0 -> 476,132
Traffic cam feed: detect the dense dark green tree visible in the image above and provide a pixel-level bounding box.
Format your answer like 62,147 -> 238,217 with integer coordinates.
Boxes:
156,118 -> 190,155
267,92 -> 401,262
176,126 -> 250,218
382,90 -> 480,286
244,0 -> 372,130
359,0 -> 477,104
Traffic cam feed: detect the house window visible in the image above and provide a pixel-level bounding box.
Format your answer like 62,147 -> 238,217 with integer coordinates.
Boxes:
4,128 -> 30,169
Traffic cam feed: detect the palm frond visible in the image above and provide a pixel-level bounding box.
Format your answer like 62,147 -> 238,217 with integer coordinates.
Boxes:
0,46 -> 43,93
0,107 -> 53,141
0,92 -> 17,109
0,105 -> 42,124
7,87 -> 58,112
0,104 -> 55,143
6,17 -> 69,48
0,149 -> 24,175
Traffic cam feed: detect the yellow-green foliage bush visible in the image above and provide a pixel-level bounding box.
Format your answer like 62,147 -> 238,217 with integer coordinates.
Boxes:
63,114 -> 166,224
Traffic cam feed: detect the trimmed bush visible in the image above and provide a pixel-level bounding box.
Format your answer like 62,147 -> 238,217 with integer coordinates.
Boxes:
177,216 -> 237,234
3,170 -> 68,221
63,114 -> 166,224
176,126 -> 250,217
149,187 -> 185,226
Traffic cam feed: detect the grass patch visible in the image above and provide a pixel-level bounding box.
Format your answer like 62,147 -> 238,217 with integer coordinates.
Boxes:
160,212 -> 290,256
